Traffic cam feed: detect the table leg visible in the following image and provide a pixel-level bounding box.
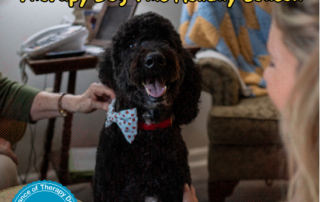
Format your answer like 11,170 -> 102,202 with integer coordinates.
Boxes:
40,72 -> 62,180
59,71 -> 77,184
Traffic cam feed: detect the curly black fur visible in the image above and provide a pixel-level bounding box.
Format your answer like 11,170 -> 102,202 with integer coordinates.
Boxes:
94,12 -> 202,202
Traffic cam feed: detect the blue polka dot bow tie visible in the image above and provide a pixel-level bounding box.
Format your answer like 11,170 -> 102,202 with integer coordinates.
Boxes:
105,99 -> 138,144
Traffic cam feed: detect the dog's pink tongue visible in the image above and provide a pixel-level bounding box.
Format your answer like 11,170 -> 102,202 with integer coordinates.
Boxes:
145,78 -> 166,97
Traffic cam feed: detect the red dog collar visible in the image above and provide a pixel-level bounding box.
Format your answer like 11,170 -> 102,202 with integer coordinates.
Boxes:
138,117 -> 172,130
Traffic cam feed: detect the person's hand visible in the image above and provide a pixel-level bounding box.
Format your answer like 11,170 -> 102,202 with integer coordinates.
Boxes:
0,138 -> 18,165
76,83 -> 115,113
183,184 -> 198,202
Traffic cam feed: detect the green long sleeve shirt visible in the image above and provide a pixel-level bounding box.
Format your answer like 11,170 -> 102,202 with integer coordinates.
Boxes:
0,72 -> 40,123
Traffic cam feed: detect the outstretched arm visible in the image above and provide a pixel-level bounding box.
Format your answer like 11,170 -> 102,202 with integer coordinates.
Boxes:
30,83 -> 115,121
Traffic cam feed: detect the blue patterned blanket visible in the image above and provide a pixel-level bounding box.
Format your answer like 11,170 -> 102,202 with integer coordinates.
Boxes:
180,1 -> 273,96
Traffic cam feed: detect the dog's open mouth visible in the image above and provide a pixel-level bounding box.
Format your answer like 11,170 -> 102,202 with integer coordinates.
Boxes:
143,77 -> 167,102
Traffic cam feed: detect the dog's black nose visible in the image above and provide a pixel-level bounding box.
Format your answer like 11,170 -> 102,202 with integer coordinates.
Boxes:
144,51 -> 166,68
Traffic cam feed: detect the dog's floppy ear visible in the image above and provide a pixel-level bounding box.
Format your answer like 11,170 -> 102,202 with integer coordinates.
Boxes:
99,48 -> 117,91
173,49 -> 202,125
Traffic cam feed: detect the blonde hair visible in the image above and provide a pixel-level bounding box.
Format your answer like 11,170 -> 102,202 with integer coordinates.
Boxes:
273,1 -> 319,201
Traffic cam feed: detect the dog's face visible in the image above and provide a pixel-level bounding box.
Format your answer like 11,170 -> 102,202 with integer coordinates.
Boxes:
111,12 -> 186,109
100,12 -> 201,125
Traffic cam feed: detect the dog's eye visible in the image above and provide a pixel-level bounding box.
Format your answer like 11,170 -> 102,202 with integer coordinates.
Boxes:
129,44 -> 136,49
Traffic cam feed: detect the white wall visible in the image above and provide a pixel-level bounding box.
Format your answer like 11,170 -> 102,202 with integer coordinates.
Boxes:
134,0 -> 183,30
0,0 -> 210,175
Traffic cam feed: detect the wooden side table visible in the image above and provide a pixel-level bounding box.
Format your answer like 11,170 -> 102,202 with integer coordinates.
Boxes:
26,54 -> 98,185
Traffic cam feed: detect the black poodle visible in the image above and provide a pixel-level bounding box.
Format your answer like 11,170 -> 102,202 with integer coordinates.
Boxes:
94,12 -> 202,202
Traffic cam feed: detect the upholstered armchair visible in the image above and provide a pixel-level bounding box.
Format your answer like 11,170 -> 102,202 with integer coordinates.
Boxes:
198,57 -> 288,202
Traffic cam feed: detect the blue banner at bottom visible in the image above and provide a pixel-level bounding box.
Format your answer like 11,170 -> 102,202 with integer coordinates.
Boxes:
13,180 -> 76,202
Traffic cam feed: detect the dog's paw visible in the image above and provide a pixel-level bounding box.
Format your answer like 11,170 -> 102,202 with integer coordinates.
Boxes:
145,196 -> 159,202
